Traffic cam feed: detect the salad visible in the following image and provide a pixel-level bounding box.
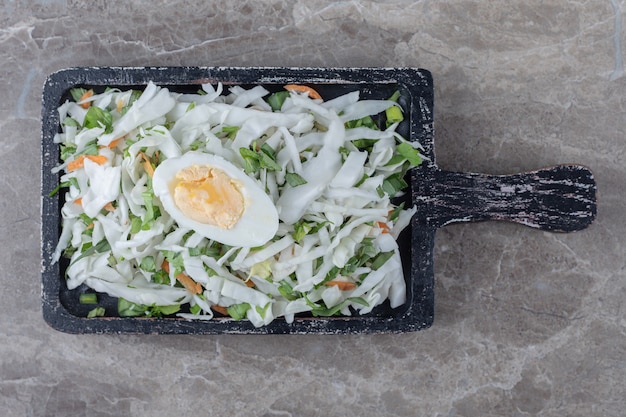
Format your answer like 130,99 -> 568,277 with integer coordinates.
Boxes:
50,80 -> 423,327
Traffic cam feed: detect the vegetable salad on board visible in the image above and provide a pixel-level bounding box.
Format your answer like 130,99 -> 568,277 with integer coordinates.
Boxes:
50,81 -> 423,327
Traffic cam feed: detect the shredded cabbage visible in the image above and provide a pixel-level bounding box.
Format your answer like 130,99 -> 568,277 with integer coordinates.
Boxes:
51,82 -> 423,326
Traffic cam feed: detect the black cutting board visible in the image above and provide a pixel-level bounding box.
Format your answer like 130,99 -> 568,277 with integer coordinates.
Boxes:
40,67 -> 596,334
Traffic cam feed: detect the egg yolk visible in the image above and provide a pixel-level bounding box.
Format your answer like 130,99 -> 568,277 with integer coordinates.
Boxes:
172,164 -> 244,229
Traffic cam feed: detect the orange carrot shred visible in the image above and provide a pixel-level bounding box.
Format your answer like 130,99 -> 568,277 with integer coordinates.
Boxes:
107,138 -> 123,149
79,89 -> 94,109
211,305 -> 229,316
161,260 -> 203,295
98,138 -> 122,150
284,84 -> 322,100
74,197 -> 83,206
178,274 -> 202,294
325,280 -> 357,291
116,98 -> 124,113
104,202 -> 115,212
377,221 -> 391,234
138,151 -> 155,178
67,154 -> 108,171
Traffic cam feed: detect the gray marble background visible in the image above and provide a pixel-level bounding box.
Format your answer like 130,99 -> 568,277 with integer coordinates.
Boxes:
1,1 -> 625,416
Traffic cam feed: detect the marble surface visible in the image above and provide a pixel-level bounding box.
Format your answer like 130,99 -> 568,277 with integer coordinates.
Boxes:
1,1 -> 625,416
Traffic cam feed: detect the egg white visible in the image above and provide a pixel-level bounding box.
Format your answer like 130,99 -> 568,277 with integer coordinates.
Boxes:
152,152 -> 279,247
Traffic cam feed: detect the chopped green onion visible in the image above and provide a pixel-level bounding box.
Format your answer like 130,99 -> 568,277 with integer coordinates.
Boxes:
130,216 -> 142,234
370,251 -> 394,270
117,298 -> 180,318
62,117 -> 80,127
384,154 -> 407,167
70,239 -> 110,266
154,304 -> 181,316
388,90 -> 402,102
140,256 -> 156,273
60,143 -> 77,161
81,140 -> 99,156
79,293 -> 98,304
386,105 -> 403,126
255,303 -> 271,319
188,245 -> 220,258
141,182 -> 160,227
388,202 -> 406,222
118,298 -> 146,317
305,296 -> 369,317
352,138 -> 378,150
222,125 -> 240,139
152,270 -> 170,285
258,150 -> 281,171
293,225 -> 309,242
239,147 -> 261,174
266,91 -> 289,111
87,307 -> 105,318
83,106 -> 113,133
189,139 -> 206,151
396,142 -> 422,167
227,303 -> 251,320
239,145 -> 281,173
338,146 -> 351,159
345,115 -> 378,130
260,143 -> 276,159
257,143 -> 281,171
278,280 -> 298,301
285,172 -> 308,187
149,127 -> 166,135
293,220 -> 312,242
78,213 -> 92,224
48,177 -> 80,197
188,247 -> 201,257
379,173 -> 408,198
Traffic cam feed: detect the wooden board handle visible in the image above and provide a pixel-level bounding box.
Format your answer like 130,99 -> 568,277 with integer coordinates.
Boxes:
413,165 -> 597,232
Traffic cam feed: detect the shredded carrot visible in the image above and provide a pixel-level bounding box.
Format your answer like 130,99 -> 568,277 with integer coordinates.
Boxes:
67,154 -> 108,171
98,138 -> 122,150
325,280 -> 357,291
116,98 -> 124,113
74,197 -> 82,206
211,305 -> 229,316
161,260 -> 203,295
138,151 -> 155,178
244,278 -> 255,288
79,89 -> 94,109
377,221 -> 391,234
106,137 -> 123,149
284,84 -> 322,100
177,274 -> 202,294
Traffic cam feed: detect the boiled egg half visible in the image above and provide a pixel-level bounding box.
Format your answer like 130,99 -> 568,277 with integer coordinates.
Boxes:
153,152 -> 279,247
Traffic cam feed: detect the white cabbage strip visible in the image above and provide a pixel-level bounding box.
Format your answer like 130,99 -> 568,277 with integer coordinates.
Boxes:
51,82 -> 423,327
